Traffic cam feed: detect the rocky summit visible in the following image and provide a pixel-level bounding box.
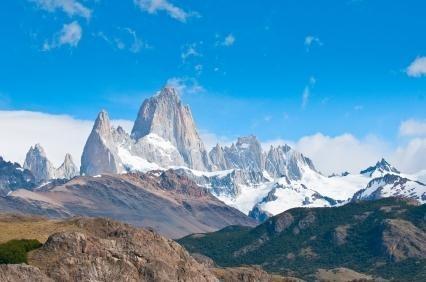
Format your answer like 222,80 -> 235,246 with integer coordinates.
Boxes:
23,144 -> 78,183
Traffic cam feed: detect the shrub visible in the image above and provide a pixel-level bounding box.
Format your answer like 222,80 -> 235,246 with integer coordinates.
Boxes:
0,239 -> 42,264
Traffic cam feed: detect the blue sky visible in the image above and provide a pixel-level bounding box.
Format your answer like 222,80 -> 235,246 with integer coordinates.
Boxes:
0,0 -> 426,173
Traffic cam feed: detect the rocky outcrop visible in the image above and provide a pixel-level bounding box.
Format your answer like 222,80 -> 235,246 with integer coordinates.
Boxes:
132,87 -> 211,171
0,264 -> 52,282
23,144 -> 77,183
80,111 -> 124,176
28,218 -> 217,282
0,156 -> 35,196
210,266 -> 280,282
264,145 -> 316,180
382,219 -> 426,262
55,154 -> 78,180
23,144 -> 56,183
210,136 -> 264,173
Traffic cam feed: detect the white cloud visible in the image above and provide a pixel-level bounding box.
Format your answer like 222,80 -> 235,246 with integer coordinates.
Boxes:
0,111 -> 132,167
199,130 -> 234,150
96,29 -> 149,53
166,77 -> 205,95
304,35 -> 323,51
181,43 -> 201,61
43,21 -> 82,50
399,119 -> 426,137
134,0 -> 197,22
31,0 -> 91,19
263,134 -> 388,175
406,56 -> 426,77
392,138 -> 426,174
222,34 -> 235,47
302,76 -> 316,108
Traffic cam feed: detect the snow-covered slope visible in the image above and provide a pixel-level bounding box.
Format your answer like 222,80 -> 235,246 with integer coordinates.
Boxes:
352,174 -> 426,203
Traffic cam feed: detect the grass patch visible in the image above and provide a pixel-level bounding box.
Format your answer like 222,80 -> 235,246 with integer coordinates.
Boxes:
0,239 -> 42,264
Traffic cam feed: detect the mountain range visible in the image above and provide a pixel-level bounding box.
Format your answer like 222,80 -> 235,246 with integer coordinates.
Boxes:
1,86 -> 425,226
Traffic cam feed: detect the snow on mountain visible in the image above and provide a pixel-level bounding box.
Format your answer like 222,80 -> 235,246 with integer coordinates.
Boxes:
360,158 -> 400,178
76,86 -> 426,220
352,174 -> 426,204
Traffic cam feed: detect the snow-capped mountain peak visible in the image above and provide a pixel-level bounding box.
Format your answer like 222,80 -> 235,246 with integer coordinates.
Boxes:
360,158 -> 400,177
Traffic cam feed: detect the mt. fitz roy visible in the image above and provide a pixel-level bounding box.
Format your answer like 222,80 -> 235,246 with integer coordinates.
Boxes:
76,86 -> 426,219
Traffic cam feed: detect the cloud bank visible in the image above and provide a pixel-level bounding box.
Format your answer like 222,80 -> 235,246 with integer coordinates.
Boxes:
0,111 -> 132,167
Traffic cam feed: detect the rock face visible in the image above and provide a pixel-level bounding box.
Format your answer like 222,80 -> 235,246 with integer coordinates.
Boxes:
28,218 -> 217,282
382,219 -> 426,262
132,87 -> 211,171
3,170 -> 257,238
0,264 -> 52,282
80,111 -> 124,176
210,136 -> 263,172
23,144 -> 56,183
0,156 -> 35,196
56,154 -> 78,180
264,145 -> 316,180
23,144 -> 78,183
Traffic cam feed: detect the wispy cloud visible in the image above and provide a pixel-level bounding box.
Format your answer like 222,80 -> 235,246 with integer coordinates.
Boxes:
96,28 -> 150,53
43,21 -> 82,51
406,56 -> 426,77
166,77 -> 205,96
133,0 -> 198,22
302,76 -> 316,108
30,0 -> 91,19
304,35 -> 323,51
181,43 -> 201,61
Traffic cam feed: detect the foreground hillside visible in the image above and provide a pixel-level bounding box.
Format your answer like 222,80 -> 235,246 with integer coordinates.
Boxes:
0,215 -> 300,282
0,170 -> 256,238
179,198 -> 426,281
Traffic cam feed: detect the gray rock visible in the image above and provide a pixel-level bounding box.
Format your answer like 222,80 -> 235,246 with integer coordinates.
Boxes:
265,144 -> 317,180
56,153 -> 78,180
23,144 -> 77,183
132,87 -> 211,171
210,136 -> 264,173
0,156 -> 35,196
80,110 -> 124,176
23,144 -> 56,183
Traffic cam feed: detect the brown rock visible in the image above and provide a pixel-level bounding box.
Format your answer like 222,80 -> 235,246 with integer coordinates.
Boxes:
382,219 -> 426,262
0,264 -> 52,282
28,218 -> 217,282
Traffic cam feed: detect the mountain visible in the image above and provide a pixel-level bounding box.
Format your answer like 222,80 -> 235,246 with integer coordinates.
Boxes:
360,158 -> 400,177
178,197 -> 426,281
352,173 -> 426,203
0,156 -> 35,196
81,88 -> 209,176
77,87 -> 426,221
23,144 -> 78,183
132,87 -> 211,171
1,170 -> 256,238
